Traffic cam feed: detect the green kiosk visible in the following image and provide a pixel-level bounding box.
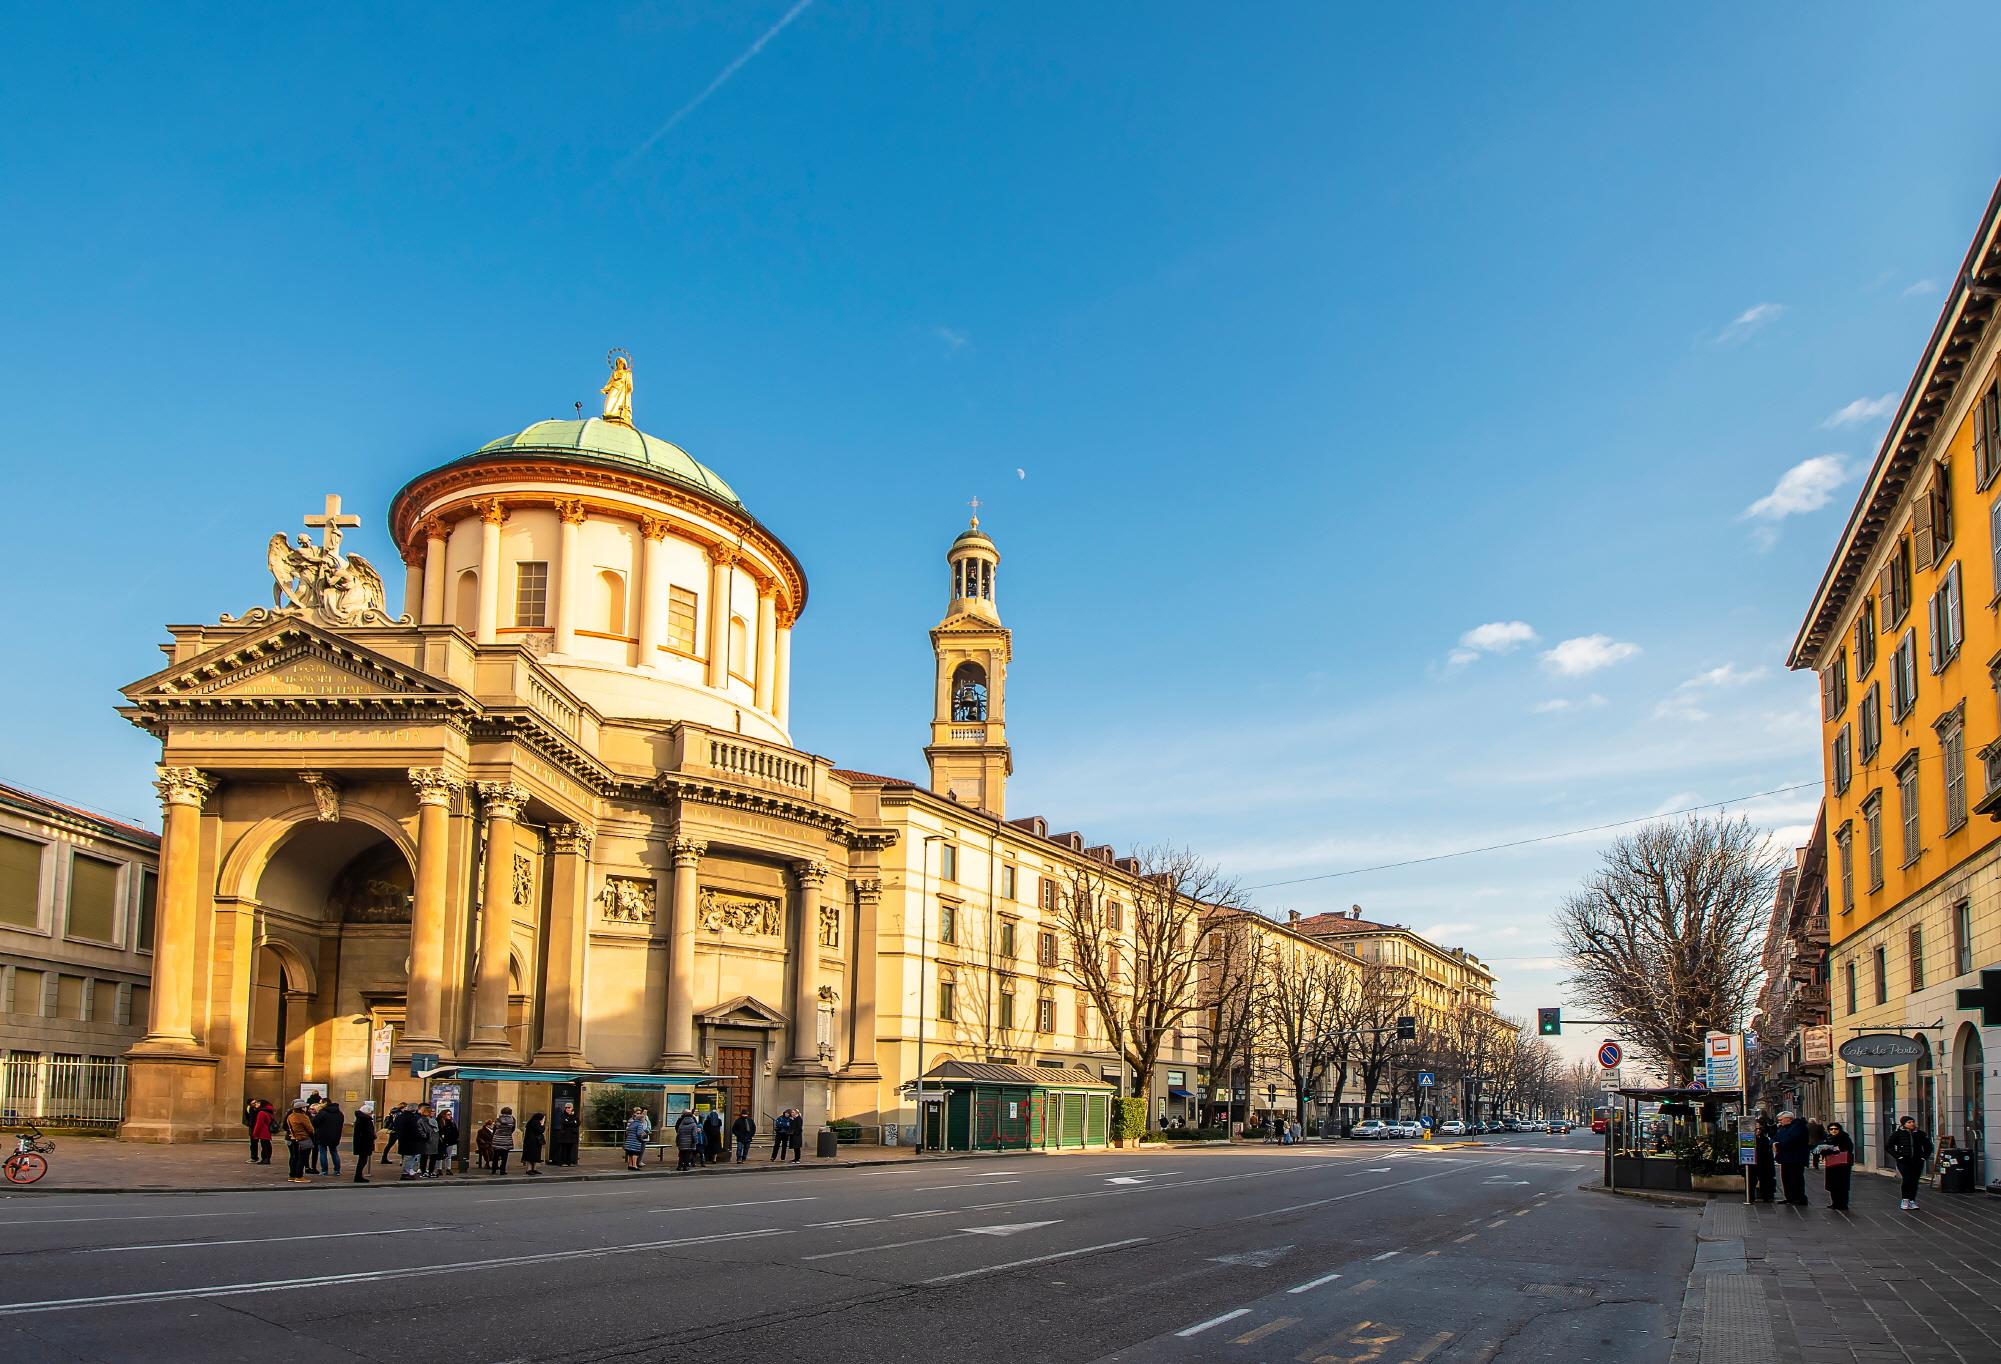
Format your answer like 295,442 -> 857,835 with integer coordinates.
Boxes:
921,1060 -> 1117,1152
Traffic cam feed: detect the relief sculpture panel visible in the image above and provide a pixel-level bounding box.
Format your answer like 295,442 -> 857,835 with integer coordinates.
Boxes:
598,875 -> 657,925
699,888 -> 782,937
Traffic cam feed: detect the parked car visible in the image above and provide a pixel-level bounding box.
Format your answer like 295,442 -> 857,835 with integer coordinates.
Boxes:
1395,1120 -> 1423,1138
1350,1119 -> 1390,1140
1438,1120 -> 1466,1137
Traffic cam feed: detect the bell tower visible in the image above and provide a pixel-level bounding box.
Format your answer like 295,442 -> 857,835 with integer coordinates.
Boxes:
926,509 -> 1012,815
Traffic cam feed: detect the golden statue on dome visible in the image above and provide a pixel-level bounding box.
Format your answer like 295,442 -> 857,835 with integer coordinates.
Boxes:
601,350 -> 634,425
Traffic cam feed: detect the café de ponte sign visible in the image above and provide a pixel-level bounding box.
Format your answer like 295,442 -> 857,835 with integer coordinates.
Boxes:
1837,1032 -> 1927,1069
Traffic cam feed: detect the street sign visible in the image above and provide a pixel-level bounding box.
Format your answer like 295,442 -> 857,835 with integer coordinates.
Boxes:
1597,1041 -> 1623,1069
1417,1072 -> 1435,1087
1703,1032 -> 1741,1091
410,1052 -> 439,1077
1837,1033 -> 1928,1069
370,1025 -> 394,1080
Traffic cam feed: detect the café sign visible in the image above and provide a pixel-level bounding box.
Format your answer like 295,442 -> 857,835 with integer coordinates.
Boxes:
1837,1032 -> 1926,1069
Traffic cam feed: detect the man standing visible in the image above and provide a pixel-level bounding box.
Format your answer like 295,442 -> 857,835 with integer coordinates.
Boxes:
396,1102 -> 428,1181
312,1097 -> 344,1177
550,1102 -> 580,1167
730,1108 -> 757,1163
1751,1118 -> 1776,1203
1772,1110 -> 1810,1206
771,1108 -> 793,1162
1888,1114 -> 1935,1211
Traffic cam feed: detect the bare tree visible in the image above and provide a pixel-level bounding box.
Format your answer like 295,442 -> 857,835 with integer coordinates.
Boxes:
1055,846 -> 1245,1115
1258,936 -> 1354,1127
1555,816 -> 1780,1085
1350,959 -> 1415,1117
1198,910 -> 1270,1127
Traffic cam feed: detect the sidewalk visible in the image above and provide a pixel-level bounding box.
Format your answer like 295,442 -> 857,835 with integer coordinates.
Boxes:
1671,1171 -> 2001,1364
1,1133 -> 1182,1194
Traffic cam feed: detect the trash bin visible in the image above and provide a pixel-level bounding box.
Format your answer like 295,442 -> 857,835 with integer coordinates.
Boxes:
1937,1149 -> 1976,1193
816,1128 -> 839,1159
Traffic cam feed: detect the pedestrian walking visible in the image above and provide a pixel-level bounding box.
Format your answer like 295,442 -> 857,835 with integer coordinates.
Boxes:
1815,1121 -> 1855,1210
1888,1115 -> 1934,1211
283,1100 -> 316,1183
1772,1110 -> 1811,1206
490,1106 -> 518,1175
312,1098 -> 344,1176
550,1102 -> 580,1167
242,1097 -> 262,1160
628,1108 -> 656,1171
249,1099 -> 275,1166
351,1101 -> 376,1184
434,1107 -> 459,1177
674,1110 -> 701,1171
702,1108 -> 724,1166
381,1103 -> 404,1164
475,1118 -> 495,1172
522,1112 -> 546,1176
1806,1117 -> 1827,1171
730,1108 -> 756,1163
396,1102 -> 428,1180
1752,1118 -> 1776,1203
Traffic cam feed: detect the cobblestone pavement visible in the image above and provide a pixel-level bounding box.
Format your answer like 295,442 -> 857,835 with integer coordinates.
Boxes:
1674,1171 -> 2001,1364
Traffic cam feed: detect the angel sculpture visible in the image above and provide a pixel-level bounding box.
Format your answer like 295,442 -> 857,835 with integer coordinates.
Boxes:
260,531 -> 389,624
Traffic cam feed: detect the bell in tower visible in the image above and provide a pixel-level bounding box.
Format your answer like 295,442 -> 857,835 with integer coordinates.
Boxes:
926,508 -> 1012,814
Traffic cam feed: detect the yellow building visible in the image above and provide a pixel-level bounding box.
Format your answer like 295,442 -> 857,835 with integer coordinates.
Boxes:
1789,182 -> 2001,1182
114,363 -> 1195,1143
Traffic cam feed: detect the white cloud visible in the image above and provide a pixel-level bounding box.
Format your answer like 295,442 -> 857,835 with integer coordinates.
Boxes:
1902,278 -> 1938,299
1531,694 -> 1607,714
1419,921 -> 1480,941
933,326 -> 970,353
1541,635 -> 1641,677
1821,394 -> 1896,428
1654,662 -> 1769,722
1717,302 -> 1784,344
1446,620 -> 1537,670
1744,454 -> 1851,522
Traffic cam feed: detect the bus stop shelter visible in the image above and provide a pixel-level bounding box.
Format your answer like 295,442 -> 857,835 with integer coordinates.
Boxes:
417,1066 -> 722,1164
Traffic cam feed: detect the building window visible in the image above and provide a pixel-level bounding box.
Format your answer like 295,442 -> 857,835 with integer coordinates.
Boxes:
1037,929 -> 1057,967
1912,461 -> 1953,567
1862,793 -> 1884,890
0,831 -> 44,930
135,868 -> 157,952
1039,877 -> 1057,910
65,854 -> 121,945
1939,712 -> 1967,832
1845,961 -> 1858,1014
1855,598 -> 1878,677
938,901 -> 957,945
1881,537 -> 1913,627
1859,684 -> 1881,762
1927,562 -> 1964,672
1832,726 -> 1853,795
938,979 -> 955,1022
999,986 -> 1015,1031
1106,900 -> 1123,932
999,920 -> 1017,958
1036,996 -> 1054,1033
1873,945 -> 1887,1005
1896,756 -> 1920,866
1991,499 -> 2001,601
1909,927 -> 1926,992
1834,827 -> 1854,915
1955,900 -> 1974,976
1000,864 -> 1016,900
938,844 -> 958,882
513,561 -> 549,628
1979,379 -> 2001,488
667,586 -> 699,654
1821,656 -> 1849,720
1890,629 -> 1917,720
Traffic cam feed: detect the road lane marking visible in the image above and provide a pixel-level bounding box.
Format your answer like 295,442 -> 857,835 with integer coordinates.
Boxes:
1261,1160 -> 1507,1216
1514,1209 -> 1531,1216
1404,1330 -> 1456,1362
1232,1315 -> 1298,1344
803,1232 -> 967,1261
1453,1233 -> 1478,1243
912,1181 -> 1019,1192
87,1226 -> 443,1254
1176,1308 -> 1250,1337
0,1211 -> 243,1227
807,1218 -> 880,1227
919,1236 -> 1148,1285
1487,1219 -> 1508,1229
892,1209 -> 949,1218
644,1197 -> 816,1213
0,1228 -> 784,1316
1286,1272 -> 1344,1294
1346,1278 -> 1378,1293
1371,1251 -> 1401,1261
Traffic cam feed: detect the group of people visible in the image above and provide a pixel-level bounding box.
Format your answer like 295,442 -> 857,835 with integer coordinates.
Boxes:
1750,1110 -> 1935,1212
244,1093 -> 374,1184
620,1105 -> 806,1171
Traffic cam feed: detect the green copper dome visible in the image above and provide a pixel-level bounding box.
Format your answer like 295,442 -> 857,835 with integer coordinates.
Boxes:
471,418 -> 740,508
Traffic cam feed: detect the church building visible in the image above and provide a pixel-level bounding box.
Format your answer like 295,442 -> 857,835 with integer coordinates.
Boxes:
118,360 -> 1196,1143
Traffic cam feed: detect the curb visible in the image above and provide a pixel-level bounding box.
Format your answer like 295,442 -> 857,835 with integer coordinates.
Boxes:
1578,1180 -> 1706,1208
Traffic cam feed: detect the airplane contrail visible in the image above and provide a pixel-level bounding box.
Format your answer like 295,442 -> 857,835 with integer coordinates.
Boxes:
614,0 -> 817,172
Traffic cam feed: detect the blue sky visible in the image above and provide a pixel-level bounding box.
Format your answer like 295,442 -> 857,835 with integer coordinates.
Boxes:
4,4 -> 1999,1060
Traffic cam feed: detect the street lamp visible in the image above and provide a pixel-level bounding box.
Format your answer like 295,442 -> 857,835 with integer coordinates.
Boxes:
917,834 -> 942,1154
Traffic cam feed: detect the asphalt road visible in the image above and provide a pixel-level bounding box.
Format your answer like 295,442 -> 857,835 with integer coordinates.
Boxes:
0,1132 -> 1696,1363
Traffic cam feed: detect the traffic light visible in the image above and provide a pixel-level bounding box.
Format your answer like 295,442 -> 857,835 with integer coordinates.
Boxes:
1396,1015 -> 1416,1041
1538,1007 -> 1562,1036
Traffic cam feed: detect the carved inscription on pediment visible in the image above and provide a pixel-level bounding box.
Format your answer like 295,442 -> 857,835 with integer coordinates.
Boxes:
197,654 -> 416,699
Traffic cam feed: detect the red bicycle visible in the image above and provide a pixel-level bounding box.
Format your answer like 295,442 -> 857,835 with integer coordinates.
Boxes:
4,1125 -> 54,1185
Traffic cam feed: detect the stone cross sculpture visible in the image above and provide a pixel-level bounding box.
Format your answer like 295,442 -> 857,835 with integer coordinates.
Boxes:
223,493 -> 406,629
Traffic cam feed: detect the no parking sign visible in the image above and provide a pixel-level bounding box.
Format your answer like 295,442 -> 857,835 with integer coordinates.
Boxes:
1597,1041 -> 1623,1069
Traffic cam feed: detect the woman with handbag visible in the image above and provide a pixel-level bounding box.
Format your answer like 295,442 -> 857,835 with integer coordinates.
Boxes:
1815,1121 -> 1855,1210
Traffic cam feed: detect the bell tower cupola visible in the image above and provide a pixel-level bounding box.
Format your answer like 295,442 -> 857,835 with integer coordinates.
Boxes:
926,509 -> 1012,815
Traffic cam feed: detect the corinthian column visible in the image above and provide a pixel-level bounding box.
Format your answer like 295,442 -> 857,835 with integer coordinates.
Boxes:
534,823 -> 593,1069
637,517 -> 670,667
403,768 -> 462,1053
463,781 -> 529,1060
705,545 -> 735,687
846,878 -> 882,1077
787,860 -> 827,1070
657,837 -> 705,1070
420,518 -> 449,624
553,499 -> 585,655
753,582 -> 777,712
131,767 -> 215,1055
475,500 -> 506,645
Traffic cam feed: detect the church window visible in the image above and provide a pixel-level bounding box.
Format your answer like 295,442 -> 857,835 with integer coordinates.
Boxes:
938,901 -> 957,945
65,853 -> 121,944
729,615 -> 749,679
951,663 -> 988,722
0,832 -> 44,929
667,587 -> 698,654
595,569 -> 627,636
453,570 -> 479,633
514,562 -> 549,628
135,869 -> 158,951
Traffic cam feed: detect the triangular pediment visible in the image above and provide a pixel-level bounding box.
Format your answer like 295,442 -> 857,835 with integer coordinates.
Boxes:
125,621 -> 453,704
698,994 -> 789,1029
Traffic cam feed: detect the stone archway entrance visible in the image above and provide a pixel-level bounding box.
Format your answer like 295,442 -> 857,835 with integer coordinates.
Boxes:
1957,1023 -> 1986,1179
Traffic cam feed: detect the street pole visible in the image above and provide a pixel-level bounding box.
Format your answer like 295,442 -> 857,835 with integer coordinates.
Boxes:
917,835 -> 940,1154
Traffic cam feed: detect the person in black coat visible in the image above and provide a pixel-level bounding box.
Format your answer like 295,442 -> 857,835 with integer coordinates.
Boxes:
550,1103 -> 581,1167
351,1102 -> 377,1184
395,1102 -> 429,1180
522,1112 -> 547,1176
1751,1118 -> 1776,1203
702,1109 -> 724,1165
1772,1111 -> 1811,1206
730,1109 -> 757,1163
1888,1115 -> 1935,1211
381,1103 -> 404,1164
311,1100 -> 345,1177
1816,1121 -> 1855,1210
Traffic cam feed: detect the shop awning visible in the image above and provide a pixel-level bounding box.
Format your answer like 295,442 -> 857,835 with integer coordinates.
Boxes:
1167,1087 -> 1195,1099
418,1067 -> 720,1087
